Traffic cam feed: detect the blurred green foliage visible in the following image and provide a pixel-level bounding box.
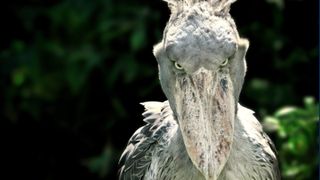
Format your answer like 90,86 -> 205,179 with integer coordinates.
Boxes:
0,0 -> 318,180
264,97 -> 319,180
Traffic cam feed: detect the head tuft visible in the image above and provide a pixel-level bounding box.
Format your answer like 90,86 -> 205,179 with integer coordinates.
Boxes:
163,0 -> 237,15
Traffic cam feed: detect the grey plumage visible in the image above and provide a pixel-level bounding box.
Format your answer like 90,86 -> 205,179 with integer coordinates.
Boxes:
119,102 -> 280,180
119,101 -> 178,180
119,0 -> 280,179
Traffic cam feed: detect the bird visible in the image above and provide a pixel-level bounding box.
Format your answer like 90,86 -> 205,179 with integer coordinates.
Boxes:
118,0 -> 280,179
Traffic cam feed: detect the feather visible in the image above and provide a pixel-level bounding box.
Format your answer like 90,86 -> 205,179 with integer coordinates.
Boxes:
119,101 -> 176,180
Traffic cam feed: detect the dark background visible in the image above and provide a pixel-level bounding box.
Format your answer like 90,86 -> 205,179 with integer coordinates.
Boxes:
1,0 -> 318,179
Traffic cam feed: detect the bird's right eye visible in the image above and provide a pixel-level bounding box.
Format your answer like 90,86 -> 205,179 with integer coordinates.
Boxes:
174,62 -> 183,70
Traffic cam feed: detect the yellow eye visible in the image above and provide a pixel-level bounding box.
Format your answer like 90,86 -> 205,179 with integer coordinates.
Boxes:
174,62 -> 183,70
221,58 -> 229,67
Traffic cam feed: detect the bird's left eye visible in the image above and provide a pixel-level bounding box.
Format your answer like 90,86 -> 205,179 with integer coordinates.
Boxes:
174,62 -> 183,70
220,58 -> 229,67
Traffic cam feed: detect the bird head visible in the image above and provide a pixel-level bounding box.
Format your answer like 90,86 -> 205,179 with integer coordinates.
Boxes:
154,0 -> 249,179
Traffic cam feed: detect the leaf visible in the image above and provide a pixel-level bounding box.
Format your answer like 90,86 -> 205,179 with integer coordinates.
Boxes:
275,106 -> 297,117
288,134 -> 308,156
130,24 -> 146,51
12,68 -> 26,87
263,116 -> 280,131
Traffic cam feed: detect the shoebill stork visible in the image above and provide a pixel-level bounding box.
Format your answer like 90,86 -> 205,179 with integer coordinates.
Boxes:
119,0 -> 280,179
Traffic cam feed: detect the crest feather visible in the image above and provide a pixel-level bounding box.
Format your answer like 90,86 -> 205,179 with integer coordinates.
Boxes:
163,0 -> 237,15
